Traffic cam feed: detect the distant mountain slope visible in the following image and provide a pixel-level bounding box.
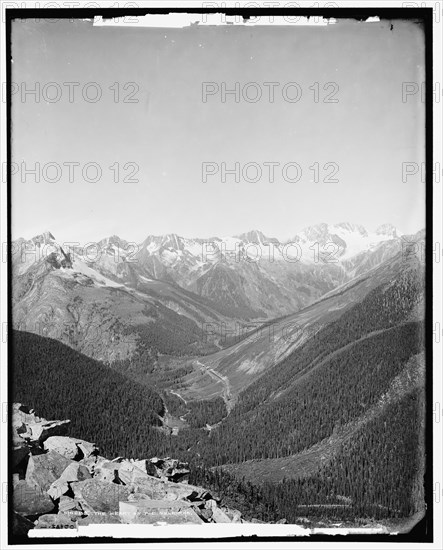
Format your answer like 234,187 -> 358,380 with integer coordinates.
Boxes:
11,233 -> 241,365
199,256 -> 424,462
134,222 -> 411,318
12,225 -> 423,371
13,223 -> 418,323
169,239 -> 424,404
183,248 -> 426,522
10,225 -> 427,525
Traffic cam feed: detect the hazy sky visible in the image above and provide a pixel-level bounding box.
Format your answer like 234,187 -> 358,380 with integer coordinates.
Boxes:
11,17 -> 425,244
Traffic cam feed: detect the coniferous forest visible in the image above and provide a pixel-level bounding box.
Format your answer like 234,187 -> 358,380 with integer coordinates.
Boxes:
190,388 -> 424,522
11,261 -> 426,523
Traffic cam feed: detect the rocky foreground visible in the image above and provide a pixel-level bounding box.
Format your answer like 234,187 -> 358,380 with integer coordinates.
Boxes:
12,403 -> 261,536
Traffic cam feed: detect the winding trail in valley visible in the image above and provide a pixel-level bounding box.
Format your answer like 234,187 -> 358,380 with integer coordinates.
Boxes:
195,360 -> 233,412
168,389 -> 191,422
169,389 -> 188,405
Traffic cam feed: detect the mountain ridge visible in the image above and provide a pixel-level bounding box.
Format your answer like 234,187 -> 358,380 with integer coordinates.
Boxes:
10,233 -> 426,528
13,223 -> 422,323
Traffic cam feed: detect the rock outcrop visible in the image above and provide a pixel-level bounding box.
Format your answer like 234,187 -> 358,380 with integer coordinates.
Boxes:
11,404 -> 252,535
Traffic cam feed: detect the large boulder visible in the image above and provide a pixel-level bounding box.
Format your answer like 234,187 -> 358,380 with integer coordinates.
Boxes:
10,404 -> 252,527
43,436 -> 98,460
99,460 -> 151,485
196,507 -> 213,522
13,480 -> 55,517
133,459 -> 159,478
93,467 -> 120,484
47,462 -> 92,500
127,476 -> 171,500
60,462 -> 91,483
129,475 -> 210,502
225,507 -> 242,523
43,436 -> 80,460
12,404 -> 39,428
71,479 -> 131,513
76,440 -> 98,459
80,454 -> 108,474
58,495 -> 83,514
20,419 -> 71,445
164,483 -> 210,502
212,506 -> 233,523
149,458 -> 190,482
25,451 -> 73,492
13,404 -> 69,442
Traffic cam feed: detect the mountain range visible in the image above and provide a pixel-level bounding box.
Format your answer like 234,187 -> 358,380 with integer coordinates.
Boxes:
12,223 -> 417,353
10,222 -> 426,530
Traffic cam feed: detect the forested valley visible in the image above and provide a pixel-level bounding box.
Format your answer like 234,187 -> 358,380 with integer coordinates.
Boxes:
11,262 -> 426,523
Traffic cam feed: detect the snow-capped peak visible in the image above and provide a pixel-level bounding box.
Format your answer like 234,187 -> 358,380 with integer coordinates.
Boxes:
235,229 -> 270,244
98,235 -> 129,250
375,223 -> 400,239
31,231 -> 56,246
287,222 -> 403,263
335,222 -> 368,238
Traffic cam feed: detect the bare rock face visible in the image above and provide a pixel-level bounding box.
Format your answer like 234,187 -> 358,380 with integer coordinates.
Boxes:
79,454 -> 108,473
13,403 -> 71,446
225,507 -> 242,523
133,459 -> 159,477
99,459 -> 154,485
43,436 -> 79,459
24,419 -> 71,444
47,462 -> 92,500
11,403 -> 253,538
197,507 -> 213,522
149,457 -> 190,482
93,467 -> 120,484
25,451 -> 73,492
76,440 -> 98,459
58,495 -> 83,514
12,404 -> 38,427
44,435 -> 98,460
13,480 -> 55,517
71,479 -> 131,513
212,506 -> 233,523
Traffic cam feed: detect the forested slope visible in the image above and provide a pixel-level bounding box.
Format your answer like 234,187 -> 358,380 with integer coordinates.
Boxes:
191,386 -> 425,522
11,330 -> 166,458
196,265 -> 424,465
11,251 -> 426,523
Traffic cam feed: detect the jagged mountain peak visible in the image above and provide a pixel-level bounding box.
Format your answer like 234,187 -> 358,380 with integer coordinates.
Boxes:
31,231 -> 56,246
142,233 -> 185,250
296,222 -> 369,241
334,222 -> 368,237
294,223 -> 332,243
98,234 -> 129,250
162,233 -> 184,249
375,223 -> 400,238
234,229 -> 275,244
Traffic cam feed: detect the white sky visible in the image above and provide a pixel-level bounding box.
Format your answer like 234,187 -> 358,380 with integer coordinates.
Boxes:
11,18 -> 425,243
